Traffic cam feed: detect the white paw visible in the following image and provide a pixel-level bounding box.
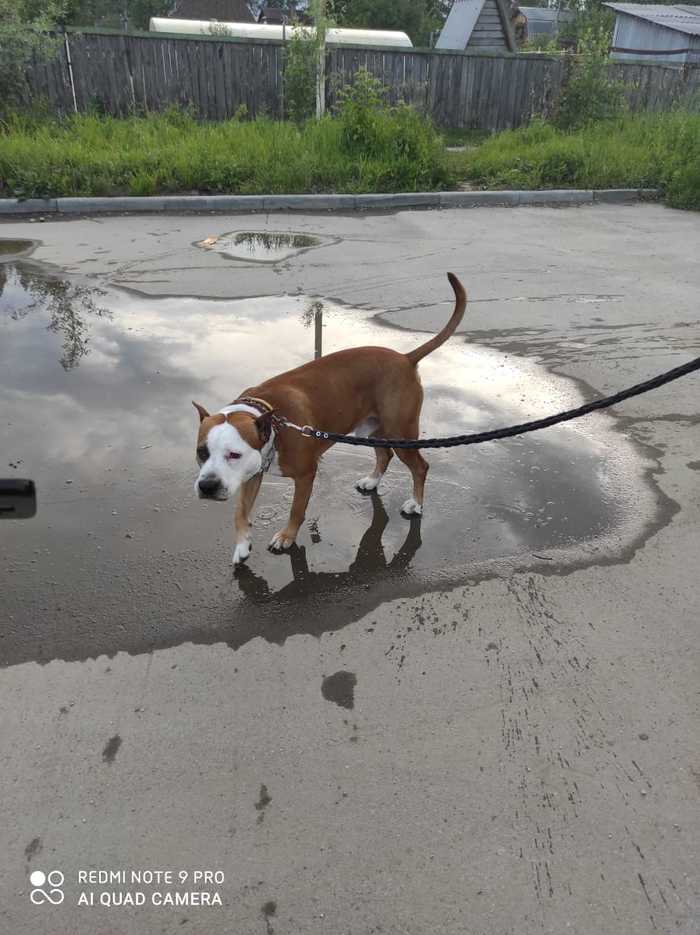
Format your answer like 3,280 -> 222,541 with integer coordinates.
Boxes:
401,497 -> 423,516
356,475 -> 380,492
268,530 -> 295,552
232,540 -> 252,565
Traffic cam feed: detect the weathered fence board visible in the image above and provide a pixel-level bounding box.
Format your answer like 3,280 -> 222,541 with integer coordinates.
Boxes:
23,29 -> 700,131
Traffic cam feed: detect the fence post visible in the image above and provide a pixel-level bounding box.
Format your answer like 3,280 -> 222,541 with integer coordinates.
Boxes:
314,0 -> 327,119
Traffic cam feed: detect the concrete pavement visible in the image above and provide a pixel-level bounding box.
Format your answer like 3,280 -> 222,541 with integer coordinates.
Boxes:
0,203 -> 698,934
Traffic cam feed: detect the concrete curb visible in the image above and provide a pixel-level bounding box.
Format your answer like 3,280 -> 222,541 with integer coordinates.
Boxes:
0,189 -> 660,217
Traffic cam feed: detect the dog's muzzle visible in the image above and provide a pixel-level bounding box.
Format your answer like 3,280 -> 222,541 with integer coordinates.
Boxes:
198,476 -> 227,500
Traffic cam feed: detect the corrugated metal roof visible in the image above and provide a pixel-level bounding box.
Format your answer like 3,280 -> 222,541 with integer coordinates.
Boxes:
604,4 -> 700,37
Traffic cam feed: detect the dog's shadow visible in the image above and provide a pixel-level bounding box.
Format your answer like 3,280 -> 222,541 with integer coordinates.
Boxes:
228,493 -> 422,646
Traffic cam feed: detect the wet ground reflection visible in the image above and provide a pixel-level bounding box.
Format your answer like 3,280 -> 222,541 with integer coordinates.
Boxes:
0,260 -> 659,666
1,264 -> 109,370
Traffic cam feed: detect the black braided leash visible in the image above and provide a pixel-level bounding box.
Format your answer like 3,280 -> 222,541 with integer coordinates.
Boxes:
282,356 -> 700,450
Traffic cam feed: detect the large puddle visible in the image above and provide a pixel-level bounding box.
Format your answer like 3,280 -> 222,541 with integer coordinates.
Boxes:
0,260 -> 660,666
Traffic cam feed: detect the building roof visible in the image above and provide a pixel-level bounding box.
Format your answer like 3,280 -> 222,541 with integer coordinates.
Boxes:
604,4 -> 700,37
437,0 -> 516,52
168,0 -> 254,22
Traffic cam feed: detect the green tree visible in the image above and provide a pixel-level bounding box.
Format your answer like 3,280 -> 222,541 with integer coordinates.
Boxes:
329,0 -> 445,47
0,0 -> 64,113
61,0 -> 171,30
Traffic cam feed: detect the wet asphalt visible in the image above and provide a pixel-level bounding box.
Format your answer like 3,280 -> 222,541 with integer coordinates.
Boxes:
1,205 -> 698,935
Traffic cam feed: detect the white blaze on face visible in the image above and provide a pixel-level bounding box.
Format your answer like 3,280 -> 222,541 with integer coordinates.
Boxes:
195,422 -> 262,500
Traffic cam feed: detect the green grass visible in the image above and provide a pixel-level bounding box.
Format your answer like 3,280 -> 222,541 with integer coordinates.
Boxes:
440,128 -> 491,148
2,109 -> 698,210
0,108 -> 455,199
451,111 -> 700,210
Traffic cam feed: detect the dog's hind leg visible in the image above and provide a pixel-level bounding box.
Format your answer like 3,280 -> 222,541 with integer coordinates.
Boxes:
356,442 -> 393,493
377,381 -> 427,516
395,446 -> 429,517
232,473 -> 263,565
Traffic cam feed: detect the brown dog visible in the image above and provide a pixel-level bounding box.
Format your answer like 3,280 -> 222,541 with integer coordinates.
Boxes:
193,272 -> 467,564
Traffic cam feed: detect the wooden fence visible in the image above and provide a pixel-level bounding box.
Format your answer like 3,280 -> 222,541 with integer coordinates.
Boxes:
25,28 -> 700,131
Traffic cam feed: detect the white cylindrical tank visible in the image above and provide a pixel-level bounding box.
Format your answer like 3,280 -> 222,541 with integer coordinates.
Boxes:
149,18 -> 413,48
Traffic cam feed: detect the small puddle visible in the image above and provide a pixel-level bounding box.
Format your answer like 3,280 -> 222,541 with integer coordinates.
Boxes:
197,230 -> 326,263
0,238 -> 35,258
0,261 -> 661,667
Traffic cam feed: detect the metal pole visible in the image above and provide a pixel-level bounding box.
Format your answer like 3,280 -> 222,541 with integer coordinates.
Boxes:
314,305 -> 323,359
281,14 -> 287,121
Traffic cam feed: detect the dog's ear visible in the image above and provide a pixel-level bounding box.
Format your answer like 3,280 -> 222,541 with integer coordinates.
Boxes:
192,401 -> 210,423
255,409 -> 274,437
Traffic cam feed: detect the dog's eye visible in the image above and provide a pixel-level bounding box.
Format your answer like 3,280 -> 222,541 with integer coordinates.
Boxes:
226,451 -> 241,461
196,445 -> 209,462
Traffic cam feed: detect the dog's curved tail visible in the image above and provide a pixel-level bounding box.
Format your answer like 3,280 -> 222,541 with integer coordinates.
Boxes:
406,272 -> 467,367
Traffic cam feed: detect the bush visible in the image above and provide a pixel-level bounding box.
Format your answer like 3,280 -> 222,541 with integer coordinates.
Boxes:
666,163 -> 700,211
334,67 -> 451,190
335,67 -> 388,151
284,26 -> 318,124
555,27 -> 626,131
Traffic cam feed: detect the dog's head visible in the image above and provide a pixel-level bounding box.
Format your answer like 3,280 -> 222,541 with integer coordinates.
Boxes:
192,402 -> 273,501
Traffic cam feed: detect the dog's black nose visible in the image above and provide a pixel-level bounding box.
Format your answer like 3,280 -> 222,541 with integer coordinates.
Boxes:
198,476 -> 222,497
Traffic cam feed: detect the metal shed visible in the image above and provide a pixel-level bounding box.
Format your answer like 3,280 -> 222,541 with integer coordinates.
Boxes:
605,4 -> 700,64
436,0 -> 517,53
519,6 -> 573,40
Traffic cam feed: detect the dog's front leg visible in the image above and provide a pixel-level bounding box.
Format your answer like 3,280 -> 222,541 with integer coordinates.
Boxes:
232,474 -> 263,565
269,471 -> 316,553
